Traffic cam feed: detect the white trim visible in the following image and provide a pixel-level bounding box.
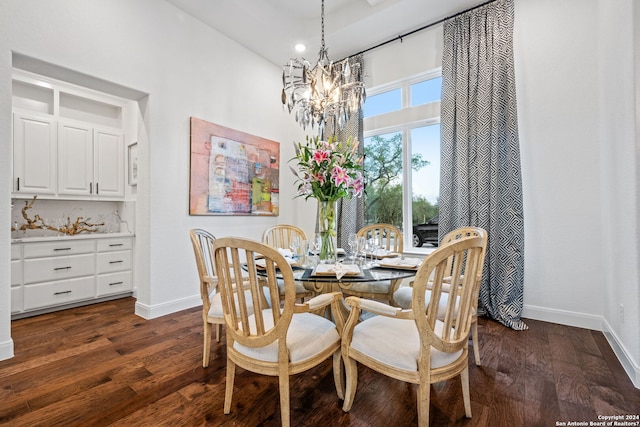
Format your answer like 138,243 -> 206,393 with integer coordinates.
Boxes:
0,338 -> 15,362
134,295 -> 201,320
522,304 -> 602,330
602,318 -> 640,389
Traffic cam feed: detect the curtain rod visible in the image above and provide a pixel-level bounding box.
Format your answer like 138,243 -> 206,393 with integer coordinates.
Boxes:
347,0 -> 497,59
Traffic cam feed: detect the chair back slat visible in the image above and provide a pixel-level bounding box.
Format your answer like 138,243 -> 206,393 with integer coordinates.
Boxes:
356,223 -> 403,252
190,229 -> 217,314
262,224 -> 307,251
214,237 -> 295,348
412,236 -> 484,352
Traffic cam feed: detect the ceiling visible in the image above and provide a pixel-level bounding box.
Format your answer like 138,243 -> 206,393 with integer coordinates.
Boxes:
164,0 -> 488,67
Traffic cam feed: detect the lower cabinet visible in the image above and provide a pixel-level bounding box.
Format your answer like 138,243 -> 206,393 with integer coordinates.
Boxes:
10,235 -> 134,317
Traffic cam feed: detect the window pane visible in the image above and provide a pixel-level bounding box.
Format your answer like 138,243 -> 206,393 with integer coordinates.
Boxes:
363,89 -> 401,118
410,125 -> 440,247
363,131 -> 403,227
410,77 -> 442,107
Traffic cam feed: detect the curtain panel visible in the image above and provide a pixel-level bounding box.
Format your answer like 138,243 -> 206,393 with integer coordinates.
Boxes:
440,0 -> 527,330
325,54 -> 365,249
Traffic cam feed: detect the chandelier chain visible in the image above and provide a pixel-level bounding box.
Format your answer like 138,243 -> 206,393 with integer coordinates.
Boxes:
281,0 -> 366,136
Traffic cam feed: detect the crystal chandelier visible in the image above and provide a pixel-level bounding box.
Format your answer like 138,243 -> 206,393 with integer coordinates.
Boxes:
281,0 -> 366,136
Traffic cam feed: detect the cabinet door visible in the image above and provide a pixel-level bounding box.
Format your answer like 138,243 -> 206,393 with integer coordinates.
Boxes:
94,128 -> 124,198
58,121 -> 93,196
13,112 -> 57,195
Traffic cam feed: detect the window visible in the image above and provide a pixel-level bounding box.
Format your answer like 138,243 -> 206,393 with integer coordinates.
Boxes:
363,72 -> 441,253
362,88 -> 401,117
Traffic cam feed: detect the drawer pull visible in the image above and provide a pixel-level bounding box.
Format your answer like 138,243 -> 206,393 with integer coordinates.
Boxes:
109,244 -> 124,247
109,260 -> 124,264
54,266 -> 72,271
109,281 -> 124,286
54,290 -> 72,295
53,248 -> 72,251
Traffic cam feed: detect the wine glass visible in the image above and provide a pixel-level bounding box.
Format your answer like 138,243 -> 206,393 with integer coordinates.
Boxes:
289,235 -> 300,258
357,236 -> 366,266
348,232 -> 358,263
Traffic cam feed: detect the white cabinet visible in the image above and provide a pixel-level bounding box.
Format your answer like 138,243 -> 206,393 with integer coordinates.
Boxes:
93,128 -> 125,198
58,120 -> 124,199
11,235 -> 134,317
96,237 -> 133,297
11,243 -> 23,314
12,71 -> 128,201
12,112 -> 57,195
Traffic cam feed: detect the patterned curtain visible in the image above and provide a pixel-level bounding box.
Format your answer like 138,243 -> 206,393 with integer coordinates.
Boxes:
325,54 -> 365,249
440,0 -> 527,330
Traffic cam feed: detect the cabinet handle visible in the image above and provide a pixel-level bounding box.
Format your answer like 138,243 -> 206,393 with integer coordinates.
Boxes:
109,281 -> 124,286
54,266 -> 72,271
17,177 -> 20,191
53,247 -> 72,251
109,244 -> 124,247
54,290 -> 72,295
109,260 -> 123,264
96,183 -> 99,194
90,182 -> 93,194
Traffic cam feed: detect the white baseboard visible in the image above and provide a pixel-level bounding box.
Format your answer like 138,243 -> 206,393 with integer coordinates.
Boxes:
135,295 -> 201,320
523,304 -> 639,389
0,338 -> 14,362
602,318 -> 640,389
522,304 -> 603,330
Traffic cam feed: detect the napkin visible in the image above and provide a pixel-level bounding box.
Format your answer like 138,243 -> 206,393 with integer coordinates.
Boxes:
255,256 -> 298,269
371,248 -> 399,258
314,263 -> 361,279
379,257 -> 421,268
277,248 -> 294,258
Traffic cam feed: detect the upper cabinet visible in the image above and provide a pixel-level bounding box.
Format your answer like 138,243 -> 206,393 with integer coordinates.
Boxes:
58,121 -> 124,198
13,112 -> 57,195
12,70 -> 128,201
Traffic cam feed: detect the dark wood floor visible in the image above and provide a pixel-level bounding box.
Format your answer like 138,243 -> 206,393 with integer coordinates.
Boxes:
0,297 -> 638,426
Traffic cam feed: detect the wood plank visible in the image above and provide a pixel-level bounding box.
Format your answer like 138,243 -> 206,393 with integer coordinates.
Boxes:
0,298 -> 638,426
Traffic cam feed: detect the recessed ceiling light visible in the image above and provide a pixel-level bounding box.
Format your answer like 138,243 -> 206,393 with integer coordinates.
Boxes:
294,43 -> 306,53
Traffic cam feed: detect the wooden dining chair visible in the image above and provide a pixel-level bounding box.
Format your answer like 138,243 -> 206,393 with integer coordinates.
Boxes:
393,226 -> 487,365
341,223 -> 404,305
190,228 -> 259,368
262,224 -> 314,301
341,236 -> 485,426
213,237 -> 344,427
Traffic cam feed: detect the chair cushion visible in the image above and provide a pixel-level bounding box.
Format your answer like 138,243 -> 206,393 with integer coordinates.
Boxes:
207,288 -> 267,319
350,315 -> 462,371
234,309 -> 340,363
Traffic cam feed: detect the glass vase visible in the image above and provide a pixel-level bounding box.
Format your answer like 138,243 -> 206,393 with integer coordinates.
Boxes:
318,199 -> 338,264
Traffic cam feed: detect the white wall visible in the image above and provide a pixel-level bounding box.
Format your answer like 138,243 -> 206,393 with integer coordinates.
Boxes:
0,0 -> 313,359
515,0 -> 639,385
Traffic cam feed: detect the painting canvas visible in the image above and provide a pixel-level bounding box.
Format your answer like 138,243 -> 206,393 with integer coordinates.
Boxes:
190,117 -> 280,216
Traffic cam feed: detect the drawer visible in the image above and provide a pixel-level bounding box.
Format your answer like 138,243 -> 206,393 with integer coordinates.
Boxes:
11,286 -> 23,313
97,237 -> 132,252
97,251 -> 131,274
97,271 -> 133,297
11,243 -> 21,260
24,253 -> 95,284
23,276 -> 95,311
11,260 -> 22,286
24,240 -> 95,259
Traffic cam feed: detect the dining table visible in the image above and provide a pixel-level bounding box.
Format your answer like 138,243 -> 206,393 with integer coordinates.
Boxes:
291,258 -> 420,322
